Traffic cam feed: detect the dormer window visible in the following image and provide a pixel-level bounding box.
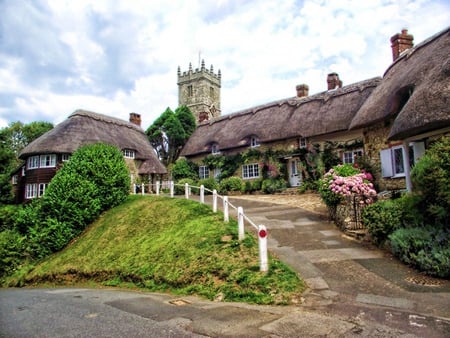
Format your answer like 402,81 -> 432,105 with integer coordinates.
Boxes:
250,136 -> 260,148
211,144 -> 220,155
123,149 -> 135,159
299,137 -> 307,149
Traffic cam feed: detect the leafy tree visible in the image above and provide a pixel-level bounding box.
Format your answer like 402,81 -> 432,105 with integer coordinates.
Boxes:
146,106 -> 196,166
0,121 -> 53,204
175,105 -> 196,136
170,158 -> 198,181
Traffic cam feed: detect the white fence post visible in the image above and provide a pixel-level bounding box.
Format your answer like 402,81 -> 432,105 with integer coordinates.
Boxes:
212,189 -> 217,212
258,225 -> 268,272
170,181 -> 174,198
223,196 -> 229,222
141,183 -> 145,195
156,181 -> 160,195
238,206 -> 245,241
200,185 -> 205,204
133,184 -> 136,194
185,183 -> 189,199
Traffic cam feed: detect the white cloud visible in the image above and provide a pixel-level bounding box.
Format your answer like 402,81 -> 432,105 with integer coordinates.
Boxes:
0,0 -> 449,129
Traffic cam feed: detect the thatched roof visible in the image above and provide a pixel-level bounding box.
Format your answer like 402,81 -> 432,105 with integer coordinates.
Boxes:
181,77 -> 380,156
20,110 -> 167,174
350,27 -> 450,140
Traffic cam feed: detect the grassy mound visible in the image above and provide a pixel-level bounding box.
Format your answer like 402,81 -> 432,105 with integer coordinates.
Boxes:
6,196 -> 305,304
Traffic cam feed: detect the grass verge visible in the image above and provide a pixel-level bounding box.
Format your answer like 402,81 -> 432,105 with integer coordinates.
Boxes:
4,195 -> 305,304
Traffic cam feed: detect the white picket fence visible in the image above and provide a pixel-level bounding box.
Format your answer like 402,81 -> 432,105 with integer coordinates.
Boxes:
133,181 -> 268,272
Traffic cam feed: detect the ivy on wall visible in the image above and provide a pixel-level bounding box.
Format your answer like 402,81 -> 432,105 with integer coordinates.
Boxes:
195,140 -> 364,186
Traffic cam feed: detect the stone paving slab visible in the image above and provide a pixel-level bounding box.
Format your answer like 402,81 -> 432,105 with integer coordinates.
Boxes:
318,229 -> 341,237
356,293 -> 415,310
297,248 -> 384,263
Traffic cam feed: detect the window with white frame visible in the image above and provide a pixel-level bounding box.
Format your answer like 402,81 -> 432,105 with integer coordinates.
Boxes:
343,149 -> 363,164
199,166 -> 209,179
12,175 -> 18,185
27,156 -> 39,169
123,149 -> 135,159
62,154 -> 70,162
250,136 -> 260,148
380,142 -> 425,178
26,184 -> 38,199
40,154 -> 56,168
299,137 -> 307,149
242,163 -> 260,179
211,144 -> 220,155
38,183 -> 48,197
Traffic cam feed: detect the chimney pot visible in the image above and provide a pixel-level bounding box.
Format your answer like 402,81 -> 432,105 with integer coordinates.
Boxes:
390,29 -> 414,61
296,84 -> 309,98
327,73 -> 342,90
129,113 -> 141,127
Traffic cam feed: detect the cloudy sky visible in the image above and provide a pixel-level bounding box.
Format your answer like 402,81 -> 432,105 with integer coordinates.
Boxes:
1,0 -> 449,130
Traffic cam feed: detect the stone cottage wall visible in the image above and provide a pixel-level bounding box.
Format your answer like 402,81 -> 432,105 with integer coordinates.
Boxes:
363,122 -> 406,192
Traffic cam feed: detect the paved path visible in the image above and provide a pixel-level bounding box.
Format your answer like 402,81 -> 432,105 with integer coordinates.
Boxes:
226,196 -> 450,337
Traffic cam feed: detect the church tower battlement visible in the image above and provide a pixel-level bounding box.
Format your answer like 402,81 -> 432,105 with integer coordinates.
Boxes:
177,59 -> 221,123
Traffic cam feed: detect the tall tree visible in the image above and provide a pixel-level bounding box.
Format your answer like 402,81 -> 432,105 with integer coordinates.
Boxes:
146,106 -> 196,166
0,121 -> 53,204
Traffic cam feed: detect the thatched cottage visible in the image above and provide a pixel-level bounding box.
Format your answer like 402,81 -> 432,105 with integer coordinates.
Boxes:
350,27 -> 450,192
13,110 -> 167,203
180,27 -> 450,192
180,77 -> 380,187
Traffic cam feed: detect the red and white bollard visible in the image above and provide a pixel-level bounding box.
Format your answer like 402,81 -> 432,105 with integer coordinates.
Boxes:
258,225 -> 268,272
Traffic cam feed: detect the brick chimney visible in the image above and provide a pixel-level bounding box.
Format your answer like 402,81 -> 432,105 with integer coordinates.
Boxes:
129,113 -> 141,126
327,73 -> 342,90
296,84 -> 309,98
390,29 -> 414,62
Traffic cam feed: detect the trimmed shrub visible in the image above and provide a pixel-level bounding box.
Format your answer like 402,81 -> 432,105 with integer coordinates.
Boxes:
244,179 -> 262,193
218,177 -> 244,194
389,226 -> 449,278
298,180 -> 318,193
174,178 -> 197,195
198,178 -> 219,194
361,199 -> 403,245
261,178 -> 287,194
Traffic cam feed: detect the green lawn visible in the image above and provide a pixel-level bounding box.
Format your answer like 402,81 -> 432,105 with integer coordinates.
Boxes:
8,195 -> 305,305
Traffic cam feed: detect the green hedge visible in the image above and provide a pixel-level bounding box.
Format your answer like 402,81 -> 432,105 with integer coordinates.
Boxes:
389,226 -> 449,278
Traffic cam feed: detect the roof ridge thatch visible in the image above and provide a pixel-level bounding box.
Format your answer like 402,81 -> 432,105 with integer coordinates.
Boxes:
181,77 -> 380,157
349,27 -> 450,139
200,77 -> 381,127
19,110 -> 167,174
383,26 -> 450,77
70,109 -> 144,132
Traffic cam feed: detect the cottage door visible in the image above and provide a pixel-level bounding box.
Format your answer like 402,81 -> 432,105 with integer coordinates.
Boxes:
288,158 -> 301,187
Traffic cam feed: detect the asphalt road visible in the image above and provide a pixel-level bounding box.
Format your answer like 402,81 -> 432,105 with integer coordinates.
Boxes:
0,288 -> 207,338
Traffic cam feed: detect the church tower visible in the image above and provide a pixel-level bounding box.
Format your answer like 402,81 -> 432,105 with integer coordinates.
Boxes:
177,60 -> 221,123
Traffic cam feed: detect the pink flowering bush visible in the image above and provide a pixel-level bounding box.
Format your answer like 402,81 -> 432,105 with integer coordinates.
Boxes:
319,164 -> 377,208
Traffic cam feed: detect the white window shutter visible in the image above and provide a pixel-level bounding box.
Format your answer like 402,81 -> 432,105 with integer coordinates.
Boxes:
380,149 -> 393,178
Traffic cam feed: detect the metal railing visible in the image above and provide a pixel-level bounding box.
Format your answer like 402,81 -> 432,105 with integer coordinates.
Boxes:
133,181 -> 268,272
